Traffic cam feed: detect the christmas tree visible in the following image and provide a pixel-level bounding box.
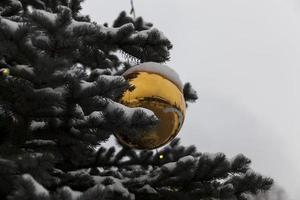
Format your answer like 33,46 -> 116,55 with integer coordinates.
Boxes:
0,0 -> 273,199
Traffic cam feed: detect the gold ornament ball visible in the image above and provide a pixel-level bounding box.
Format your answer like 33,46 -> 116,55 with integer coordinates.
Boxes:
0,68 -> 9,77
116,62 -> 186,149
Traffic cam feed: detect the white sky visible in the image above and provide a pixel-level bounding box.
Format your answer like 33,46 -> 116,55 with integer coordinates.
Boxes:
82,1 -> 300,199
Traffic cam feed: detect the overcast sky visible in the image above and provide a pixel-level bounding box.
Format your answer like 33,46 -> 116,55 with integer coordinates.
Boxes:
82,1 -> 300,199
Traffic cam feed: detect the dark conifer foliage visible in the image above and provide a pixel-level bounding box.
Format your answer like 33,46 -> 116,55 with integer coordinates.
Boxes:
0,0 -> 272,199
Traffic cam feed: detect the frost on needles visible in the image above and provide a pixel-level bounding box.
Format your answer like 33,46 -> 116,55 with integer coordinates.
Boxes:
0,0 -> 272,200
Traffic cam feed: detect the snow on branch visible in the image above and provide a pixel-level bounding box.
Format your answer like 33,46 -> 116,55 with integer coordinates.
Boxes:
9,174 -> 50,199
0,17 -> 21,34
104,100 -> 158,130
75,75 -> 129,100
0,0 -> 23,17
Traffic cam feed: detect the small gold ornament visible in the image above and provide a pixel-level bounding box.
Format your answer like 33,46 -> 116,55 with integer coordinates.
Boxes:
159,154 -> 164,159
0,68 -> 9,77
116,62 -> 186,149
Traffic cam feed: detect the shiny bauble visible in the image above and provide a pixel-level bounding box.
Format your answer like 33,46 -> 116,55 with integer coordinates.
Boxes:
116,62 -> 186,149
0,68 -> 9,77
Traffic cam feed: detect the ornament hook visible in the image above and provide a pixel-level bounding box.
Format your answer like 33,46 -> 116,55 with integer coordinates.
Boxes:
130,0 -> 136,19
